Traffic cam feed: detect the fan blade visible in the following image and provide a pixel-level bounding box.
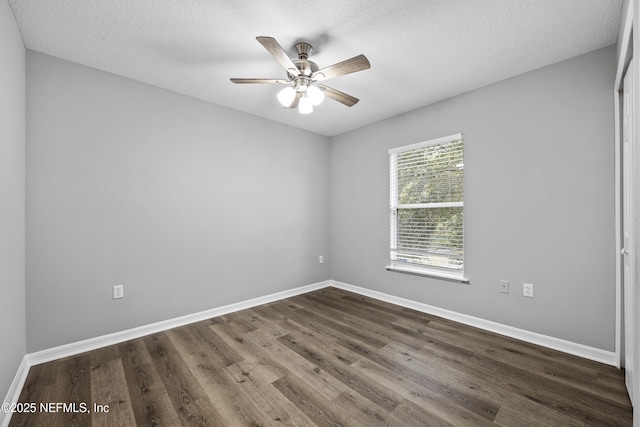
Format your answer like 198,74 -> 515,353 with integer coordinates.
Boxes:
230,78 -> 288,84
256,36 -> 300,77
318,85 -> 359,107
312,54 -> 370,81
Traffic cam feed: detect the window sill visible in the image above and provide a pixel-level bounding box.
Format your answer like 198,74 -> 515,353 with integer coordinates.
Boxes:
386,265 -> 470,284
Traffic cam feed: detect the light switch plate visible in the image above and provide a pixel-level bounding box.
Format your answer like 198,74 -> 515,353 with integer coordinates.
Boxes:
499,280 -> 509,294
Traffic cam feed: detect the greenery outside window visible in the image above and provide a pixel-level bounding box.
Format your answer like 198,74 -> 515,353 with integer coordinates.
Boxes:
388,133 -> 466,282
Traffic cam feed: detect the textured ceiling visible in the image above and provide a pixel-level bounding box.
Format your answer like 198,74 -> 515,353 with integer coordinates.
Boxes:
8,0 -> 622,137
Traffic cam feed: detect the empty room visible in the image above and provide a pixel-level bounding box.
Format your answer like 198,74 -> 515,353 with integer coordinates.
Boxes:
1,0 -> 639,426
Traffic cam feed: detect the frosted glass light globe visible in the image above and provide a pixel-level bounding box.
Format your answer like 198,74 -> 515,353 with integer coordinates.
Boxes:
277,86 -> 296,107
307,85 -> 325,106
298,93 -> 313,114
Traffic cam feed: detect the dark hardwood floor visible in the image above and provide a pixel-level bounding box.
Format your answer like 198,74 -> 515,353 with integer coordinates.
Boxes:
9,287 -> 633,426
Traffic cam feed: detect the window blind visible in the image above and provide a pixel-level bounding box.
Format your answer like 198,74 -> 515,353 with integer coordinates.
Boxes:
390,134 -> 464,272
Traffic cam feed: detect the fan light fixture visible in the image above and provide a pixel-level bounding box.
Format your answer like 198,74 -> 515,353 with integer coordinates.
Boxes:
277,84 -> 325,114
231,37 -> 371,115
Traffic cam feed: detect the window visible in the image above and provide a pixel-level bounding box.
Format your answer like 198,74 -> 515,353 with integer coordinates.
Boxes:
387,133 -> 467,282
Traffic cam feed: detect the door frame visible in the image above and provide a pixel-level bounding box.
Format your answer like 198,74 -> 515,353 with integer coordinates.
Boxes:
622,58 -> 636,402
615,1 -> 639,424
615,0 -> 633,371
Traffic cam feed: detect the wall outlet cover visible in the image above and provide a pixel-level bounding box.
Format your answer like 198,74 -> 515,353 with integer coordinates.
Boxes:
113,285 -> 124,299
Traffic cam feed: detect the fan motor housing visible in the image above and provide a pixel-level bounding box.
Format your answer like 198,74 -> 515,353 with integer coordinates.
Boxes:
286,42 -> 319,79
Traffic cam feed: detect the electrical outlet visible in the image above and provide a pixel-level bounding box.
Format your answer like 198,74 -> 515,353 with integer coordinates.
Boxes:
523,283 -> 534,298
113,285 -> 124,299
499,280 -> 509,294
319,255 -> 324,264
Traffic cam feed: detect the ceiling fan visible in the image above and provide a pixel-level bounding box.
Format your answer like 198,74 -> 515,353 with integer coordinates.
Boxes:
230,36 -> 370,114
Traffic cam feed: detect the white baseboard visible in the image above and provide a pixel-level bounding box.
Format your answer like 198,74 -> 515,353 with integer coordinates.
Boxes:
1,356 -> 30,427
27,280 -> 330,366
2,276 -> 617,427
329,280 -> 617,366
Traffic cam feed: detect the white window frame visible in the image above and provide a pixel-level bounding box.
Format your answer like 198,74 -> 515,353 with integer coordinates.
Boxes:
386,133 -> 469,283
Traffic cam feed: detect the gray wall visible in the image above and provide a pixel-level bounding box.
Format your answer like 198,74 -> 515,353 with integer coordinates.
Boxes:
330,46 -> 617,351
19,42 -> 620,355
26,52 -> 330,352
0,0 -> 26,399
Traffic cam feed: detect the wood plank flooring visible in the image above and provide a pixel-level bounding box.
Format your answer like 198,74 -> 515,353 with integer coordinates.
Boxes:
9,287 -> 633,426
